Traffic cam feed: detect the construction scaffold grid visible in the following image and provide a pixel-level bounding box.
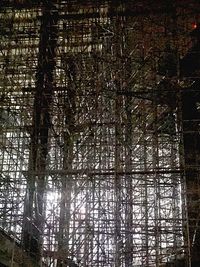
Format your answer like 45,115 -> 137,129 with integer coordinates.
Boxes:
1,1 -> 200,266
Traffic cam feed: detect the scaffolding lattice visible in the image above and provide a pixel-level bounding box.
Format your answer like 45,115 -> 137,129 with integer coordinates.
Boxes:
1,1 -> 200,266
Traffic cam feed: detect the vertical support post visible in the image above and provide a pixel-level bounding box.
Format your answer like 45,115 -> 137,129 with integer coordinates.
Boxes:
152,94 -> 160,267
22,1 -> 58,262
58,56 -> 77,265
124,90 -> 133,267
114,89 -> 122,267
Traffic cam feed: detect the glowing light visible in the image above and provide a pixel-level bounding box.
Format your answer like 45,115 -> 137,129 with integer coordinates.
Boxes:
192,22 -> 197,29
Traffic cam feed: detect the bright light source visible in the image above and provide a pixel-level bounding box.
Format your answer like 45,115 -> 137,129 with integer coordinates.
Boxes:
192,22 -> 197,29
